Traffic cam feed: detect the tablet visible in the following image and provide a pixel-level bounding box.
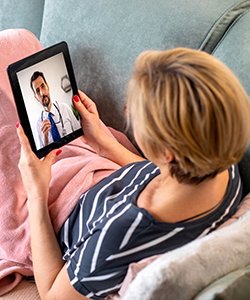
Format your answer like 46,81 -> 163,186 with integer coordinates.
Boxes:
8,41 -> 83,158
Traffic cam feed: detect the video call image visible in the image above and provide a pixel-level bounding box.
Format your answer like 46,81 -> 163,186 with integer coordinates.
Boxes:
17,53 -> 81,150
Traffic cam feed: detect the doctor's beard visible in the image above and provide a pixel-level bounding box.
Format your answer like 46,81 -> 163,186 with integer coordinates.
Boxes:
42,95 -> 51,109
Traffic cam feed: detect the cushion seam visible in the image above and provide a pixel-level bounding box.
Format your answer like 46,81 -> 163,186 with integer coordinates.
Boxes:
199,0 -> 250,53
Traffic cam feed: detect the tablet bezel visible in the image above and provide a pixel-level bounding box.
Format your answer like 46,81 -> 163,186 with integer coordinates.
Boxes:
8,41 -> 83,158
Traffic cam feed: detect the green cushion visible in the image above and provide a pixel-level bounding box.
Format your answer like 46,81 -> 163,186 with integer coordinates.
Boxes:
0,0 -> 44,38
194,265 -> 250,300
213,10 -> 250,98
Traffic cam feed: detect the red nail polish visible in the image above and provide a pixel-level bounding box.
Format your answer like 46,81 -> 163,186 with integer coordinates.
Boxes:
56,149 -> 62,156
73,95 -> 80,102
16,122 -> 19,128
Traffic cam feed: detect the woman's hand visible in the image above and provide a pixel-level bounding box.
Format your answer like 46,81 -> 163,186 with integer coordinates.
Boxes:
73,91 -> 144,166
73,90 -> 113,154
16,123 -> 60,203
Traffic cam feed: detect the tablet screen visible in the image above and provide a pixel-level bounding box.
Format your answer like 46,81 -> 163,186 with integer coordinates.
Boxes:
8,42 -> 83,158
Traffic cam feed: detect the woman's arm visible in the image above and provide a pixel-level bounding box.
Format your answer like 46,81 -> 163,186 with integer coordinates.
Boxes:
16,124 -> 88,300
28,199 -> 87,300
74,91 -> 144,166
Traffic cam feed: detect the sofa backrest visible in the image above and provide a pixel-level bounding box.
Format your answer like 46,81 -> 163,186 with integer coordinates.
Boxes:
0,0 -> 44,38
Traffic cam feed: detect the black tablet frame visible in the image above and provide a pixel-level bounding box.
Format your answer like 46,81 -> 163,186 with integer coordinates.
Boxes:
8,41 -> 83,158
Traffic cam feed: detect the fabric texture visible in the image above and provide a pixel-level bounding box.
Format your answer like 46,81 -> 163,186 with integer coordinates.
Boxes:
0,28 -> 139,296
0,280 -> 40,300
194,264 -> 250,300
213,5 -> 250,96
199,1 -> 250,54
0,0 -> 44,38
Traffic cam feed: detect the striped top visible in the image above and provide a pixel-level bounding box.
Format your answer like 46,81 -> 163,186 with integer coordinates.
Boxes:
58,160 -> 242,299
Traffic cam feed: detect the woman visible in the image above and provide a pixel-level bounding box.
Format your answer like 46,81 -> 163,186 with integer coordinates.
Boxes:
16,48 -> 250,300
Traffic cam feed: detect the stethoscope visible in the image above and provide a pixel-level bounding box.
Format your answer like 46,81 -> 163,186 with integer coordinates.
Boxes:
41,102 -> 67,137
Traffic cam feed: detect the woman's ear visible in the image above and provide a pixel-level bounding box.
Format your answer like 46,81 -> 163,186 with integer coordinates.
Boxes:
164,148 -> 174,163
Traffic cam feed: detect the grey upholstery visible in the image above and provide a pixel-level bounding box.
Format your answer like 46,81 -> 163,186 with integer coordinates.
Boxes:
0,0 -> 44,38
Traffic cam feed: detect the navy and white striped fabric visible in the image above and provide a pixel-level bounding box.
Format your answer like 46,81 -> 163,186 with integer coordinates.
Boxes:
58,161 -> 242,299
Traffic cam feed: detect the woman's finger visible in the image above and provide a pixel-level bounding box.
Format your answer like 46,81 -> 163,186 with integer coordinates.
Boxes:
16,122 -> 33,154
44,149 -> 62,166
73,95 -> 90,120
77,90 -> 98,115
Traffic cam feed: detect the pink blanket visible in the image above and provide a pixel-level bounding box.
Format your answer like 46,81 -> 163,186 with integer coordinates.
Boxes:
0,29 -> 138,295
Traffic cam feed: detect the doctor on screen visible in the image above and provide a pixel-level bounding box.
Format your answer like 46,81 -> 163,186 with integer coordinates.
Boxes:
30,71 -> 81,148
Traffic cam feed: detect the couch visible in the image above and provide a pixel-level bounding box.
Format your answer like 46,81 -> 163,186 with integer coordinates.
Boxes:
1,0 -> 250,299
